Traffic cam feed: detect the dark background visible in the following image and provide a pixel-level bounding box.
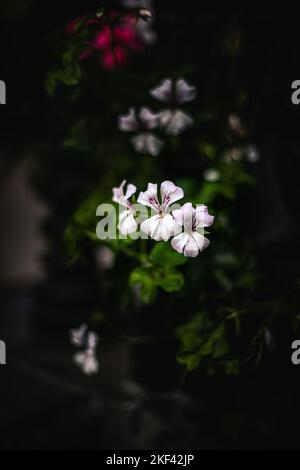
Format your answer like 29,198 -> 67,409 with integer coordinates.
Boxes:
1,0 -> 300,450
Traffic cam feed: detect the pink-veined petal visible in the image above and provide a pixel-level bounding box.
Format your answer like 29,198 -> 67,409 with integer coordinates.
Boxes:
160,181 -> 184,211
125,183 -> 137,199
137,183 -> 160,212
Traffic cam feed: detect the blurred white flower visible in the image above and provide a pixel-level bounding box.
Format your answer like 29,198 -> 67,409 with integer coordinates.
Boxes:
70,324 -> 87,347
138,181 -> 184,241
245,144 -> 260,163
150,78 -> 197,136
118,107 -> 163,156
203,168 -> 220,183
74,350 -> 99,375
113,180 -> 138,235
171,203 -> 214,258
73,332 -> 100,376
95,245 -> 115,270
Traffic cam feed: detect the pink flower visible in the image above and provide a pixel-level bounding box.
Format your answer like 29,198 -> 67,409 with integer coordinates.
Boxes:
68,10 -> 144,70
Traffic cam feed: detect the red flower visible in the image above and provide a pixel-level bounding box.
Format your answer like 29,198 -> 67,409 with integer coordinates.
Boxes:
67,11 -> 144,71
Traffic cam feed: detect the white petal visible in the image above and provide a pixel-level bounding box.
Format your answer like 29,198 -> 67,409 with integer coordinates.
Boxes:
181,202 -> 195,231
175,79 -> 197,104
160,181 -> 184,210
172,208 -> 184,226
158,110 -> 173,128
118,107 -> 138,132
139,107 -> 159,130
82,353 -> 99,375
112,180 -> 126,205
119,210 -> 138,235
87,332 -> 99,351
137,183 -> 160,212
145,133 -> 164,156
165,110 -> 194,136
183,236 -> 199,258
73,351 -> 86,367
171,232 -> 190,254
193,231 -> 210,252
131,133 -> 147,153
141,213 -> 175,241
150,79 -> 172,103
70,324 -> 87,347
195,205 -> 214,228
125,183 -> 137,199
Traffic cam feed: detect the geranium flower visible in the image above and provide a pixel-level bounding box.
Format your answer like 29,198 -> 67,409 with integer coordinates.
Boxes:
73,332 -> 99,376
68,10 -> 144,70
150,78 -> 197,136
113,180 -> 138,235
118,107 -> 163,156
171,203 -> 214,258
70,324 -> 87,347
137,181 -> 184,241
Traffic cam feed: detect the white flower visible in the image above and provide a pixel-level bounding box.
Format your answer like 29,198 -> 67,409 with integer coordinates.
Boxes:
150,78 -> 197,136
171,203 -> 214,258
74,350 -> 99,375
113,180 -> 138,235
203,168 -> 220,183
137,181 -> 184,241
95,246 -> 115,270
70,324 -> 87,347
118,107 -> 163,156
73,332 -> 100,376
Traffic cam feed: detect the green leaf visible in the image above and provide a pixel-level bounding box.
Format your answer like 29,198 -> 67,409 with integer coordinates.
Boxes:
129,267 -> 157,305
156,268 -> 184,293
150,242 -> 187,268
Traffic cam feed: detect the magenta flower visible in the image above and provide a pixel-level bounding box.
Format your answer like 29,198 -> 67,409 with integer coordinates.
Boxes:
67,10 -> 144,71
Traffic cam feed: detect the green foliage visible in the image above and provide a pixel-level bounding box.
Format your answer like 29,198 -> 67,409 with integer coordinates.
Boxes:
176,313 -> 237,374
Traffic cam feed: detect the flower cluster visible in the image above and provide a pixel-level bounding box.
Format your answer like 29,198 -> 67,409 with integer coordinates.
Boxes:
70,324 -> 100,375
67,6 -> 155,71
112,180 -> 214,257
118,78 -> 197,155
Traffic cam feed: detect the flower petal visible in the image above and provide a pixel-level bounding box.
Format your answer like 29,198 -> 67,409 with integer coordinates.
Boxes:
141,213 -> 175,241
113,180 -> 126,206
118,107 -> 138,132
195,205 -> 215,228
171,232 -> 190,254
131,133 -> 147,153
150,79 -> 172,103
119,210 -> 138,235
145,133 -> 164,156
175,79 -> 197,104
161,181 -> 184,210
137,183 -> 160,212
139,107 -> 159,130
193,231 -> 211,252
125,183 -> 137,199
183,236 -> 200,258
165,110 -> 194,136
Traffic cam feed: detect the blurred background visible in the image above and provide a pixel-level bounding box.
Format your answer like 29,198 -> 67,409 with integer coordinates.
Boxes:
1,0 -> 300,450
